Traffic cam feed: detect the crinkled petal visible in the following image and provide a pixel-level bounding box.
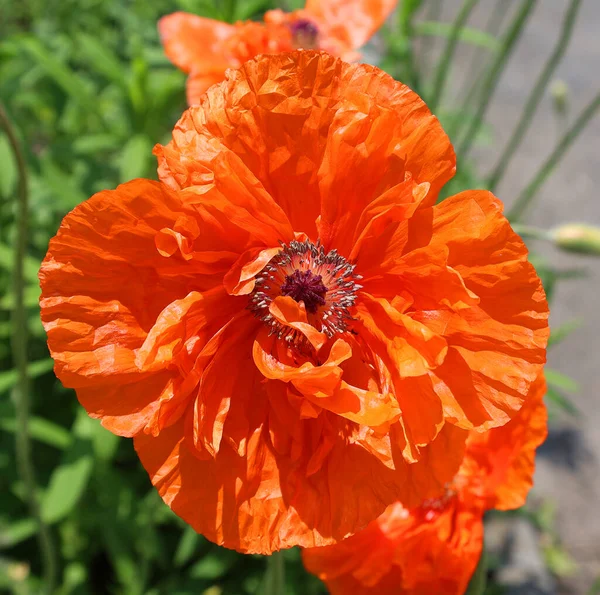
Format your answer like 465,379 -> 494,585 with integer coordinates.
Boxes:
462,373 -> 548,510
354,294 -> 446,457
253,331 -> 350,397
159,12 -> 234,74
303,494 -> 483,595
412,191 -> 549,430
305,0 -> 398,54
159,12 -> 234,103
136,398 -> 465,554
39,179 -> 242,436
268,296 -> 328,351
155,51 -> 455,240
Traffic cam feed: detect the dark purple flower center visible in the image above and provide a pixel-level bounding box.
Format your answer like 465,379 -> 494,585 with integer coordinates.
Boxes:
290,19 -> 319,49
280,269 -> 328,313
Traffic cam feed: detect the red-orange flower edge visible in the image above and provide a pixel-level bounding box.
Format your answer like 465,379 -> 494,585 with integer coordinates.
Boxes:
39,51 -> 549,554
159,0 -> 398,104
302,373 -> 548,594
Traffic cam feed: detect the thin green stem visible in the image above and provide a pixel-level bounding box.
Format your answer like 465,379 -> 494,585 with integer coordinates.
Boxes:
455,0 -> 537,157
459,0 -> 507,105
419,0 -> 443,72
508,91 -> 600,222
488,0 -> 582,192
0,102 -> 57,595
429,0 -> 479,110
511,223 -> 553,242
398,5 -> 421,93
264,551 -> 286,595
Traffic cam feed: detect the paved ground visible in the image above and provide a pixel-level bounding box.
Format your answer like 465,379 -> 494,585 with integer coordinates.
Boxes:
437,2 -> 600,592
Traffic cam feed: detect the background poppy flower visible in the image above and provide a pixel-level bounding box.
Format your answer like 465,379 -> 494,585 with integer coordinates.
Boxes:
159,0 -> 398,104
302,373 -> 548,595
40,51 -> 548,554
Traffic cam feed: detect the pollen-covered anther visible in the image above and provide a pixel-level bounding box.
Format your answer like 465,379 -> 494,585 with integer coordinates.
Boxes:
248,240 -> 362,341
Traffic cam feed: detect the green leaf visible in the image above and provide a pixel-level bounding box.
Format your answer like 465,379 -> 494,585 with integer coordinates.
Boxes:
0,518 -> 38,549
546,387 -> 579,416
0,285 -> 40,309
549,319 -> 582,348
72,133 -> 122,155
465,550 -> 487,595
0,359 -> 54,395
175,0 -> 223,18
76,32 -> 128,90
0,243 -> 41,283
543,542 -> 577,577
90,419 -> 119,462
41,410 -> 95,524
17,36 -> 94,106
174,526 -> 201,567
119,134 -> 153,180
234,0 -> 270,20
101,521 -> 142,595
415,21 -> 501,51
39,155 -> 87,210
546,368 -> 579,392
0,416 -> 72,450
190,551 -> 236,580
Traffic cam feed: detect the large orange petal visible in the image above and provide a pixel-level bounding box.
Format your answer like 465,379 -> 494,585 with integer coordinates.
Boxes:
316,91 -> 453,254
357,189 -> 548,433
39,179 -> 242,436
303,473 -> 482,595
305,0 -> 398,54
136,398 -> 465,554
134,325 -> 466,554
462,373 -> 548,510
353,295 -> 446,457
413,191 -> 548,430
155,134 -> 295,248
159,12 -> 234,103
155,51 -> 455,241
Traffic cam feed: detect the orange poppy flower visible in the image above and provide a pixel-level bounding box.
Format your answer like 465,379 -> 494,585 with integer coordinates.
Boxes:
302,373 -> 548,595
39,51 -> 548,554
159,0 -> 398,104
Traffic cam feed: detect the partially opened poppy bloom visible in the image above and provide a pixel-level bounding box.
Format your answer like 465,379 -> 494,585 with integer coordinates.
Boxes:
302,374 -> 548,595
159,0 -> 397,104
39,51 -> 548,554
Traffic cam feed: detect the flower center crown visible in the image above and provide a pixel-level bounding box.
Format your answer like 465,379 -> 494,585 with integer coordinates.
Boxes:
248,240 -> 362,339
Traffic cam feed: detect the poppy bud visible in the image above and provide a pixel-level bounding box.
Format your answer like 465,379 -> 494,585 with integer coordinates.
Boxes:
552,223 -> 600,255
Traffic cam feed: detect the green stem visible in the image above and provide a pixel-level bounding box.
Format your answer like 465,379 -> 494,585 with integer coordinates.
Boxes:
0,102 -> 58,595
429,0 -> 479,110
508,91 -> 600,222
511,223 -> 553,242
488,0 -> 582,192
419,0 -> 443,73
465,550 -> 488,595
398,6 -> 421,93
458,0 -> 507,106
264,551 -> 286,595
455,0 -> 537,157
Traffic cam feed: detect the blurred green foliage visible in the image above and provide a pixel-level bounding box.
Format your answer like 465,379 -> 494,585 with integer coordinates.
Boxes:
0,0 -> 592,593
